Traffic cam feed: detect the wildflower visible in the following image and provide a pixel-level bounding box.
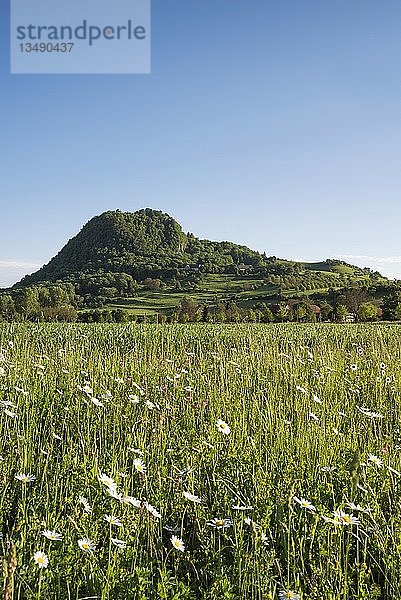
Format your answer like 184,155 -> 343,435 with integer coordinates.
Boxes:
78,496 -> 92,513
133,458 -> 146,474
183,491 -> 201,504
333,510 -> 359,526
99,473 -> 117,490
132,382 -> 145,395
164,524 -> 180,533
244,517 -> 259,528
78,538 -> 96,553
0,400 -> 16,408
146,400 -> 158,410
105,515 -> 123,527
207,517 -> 232,529
216,419 -> 231,435
346,502 -> 370,514
106,487 -> 123,501
144,502 -> 161,519
42,530 -> 63,541
111,537 -> 127,549
128,447 -> 143,455
122,495 -> 141,508
4,410 -> 17,418
279,591 -> 300,600
33,551 -> 49,569
15,473 -> 35,483
128,394 -> 140,404
368,454 -> 383,468
260,532 -> 269,546
170,535 -> 185,552
322,515 -> 341,525
350,364 -> 358,371
293,496 -> 316,512
357,407 -> 384,419
91,397 -> 104,408
295,385 -> 306,393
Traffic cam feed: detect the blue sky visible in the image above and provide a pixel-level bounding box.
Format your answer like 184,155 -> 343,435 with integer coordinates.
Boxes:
1,0 -> 401,286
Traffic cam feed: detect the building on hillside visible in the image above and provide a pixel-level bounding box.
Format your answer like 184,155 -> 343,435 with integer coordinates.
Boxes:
310,305 -> 321,320
238,263 -> 253,274
180,264 -> 200,274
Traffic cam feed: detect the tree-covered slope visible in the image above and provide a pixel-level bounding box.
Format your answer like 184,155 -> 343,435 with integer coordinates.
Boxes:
16,208 -> 272,286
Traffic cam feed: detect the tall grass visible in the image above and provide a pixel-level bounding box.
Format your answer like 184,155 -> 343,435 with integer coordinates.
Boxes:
0,323 -> 400,599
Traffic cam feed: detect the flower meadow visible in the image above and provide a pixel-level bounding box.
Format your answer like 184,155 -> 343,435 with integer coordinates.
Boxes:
0,323 -> 401,599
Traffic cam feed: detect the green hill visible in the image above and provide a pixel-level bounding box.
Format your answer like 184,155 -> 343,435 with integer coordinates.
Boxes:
17,208 -> 270,286
2,208 -> 395,321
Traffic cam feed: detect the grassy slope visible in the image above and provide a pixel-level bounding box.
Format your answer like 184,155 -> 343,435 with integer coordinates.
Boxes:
105,269 -> 380,315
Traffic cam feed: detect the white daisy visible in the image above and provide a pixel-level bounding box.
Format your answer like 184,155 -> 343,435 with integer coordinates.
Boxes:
278,591 -> 300,600
15,473 -> 36,483
216,419 -> 230,435
144,502 -> 161,519
106,487 -> 123,501
91,397 -> 104,407
105,515 -> 123,527
333,510 -> 359,526
78,538 -> 96,553
42,530 -> 63,541
78,496 -> 92,513
207,517 -> 232,529
345,502 -> 370,514
111,537 -> 127,549
133,458 -> 146,474
122,495 -> 142,508
368,454 -> 383,468
170,535 -> 185,552
99,473 -> 117,489
33,551 -> 49,569
183,491 -> 201,504
293,496 -> 316,512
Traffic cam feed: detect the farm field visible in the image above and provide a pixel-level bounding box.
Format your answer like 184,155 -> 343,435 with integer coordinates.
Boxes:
0,323 -> 401,599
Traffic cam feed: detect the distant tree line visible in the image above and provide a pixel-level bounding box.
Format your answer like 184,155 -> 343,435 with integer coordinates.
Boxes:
2,281 -> 401,324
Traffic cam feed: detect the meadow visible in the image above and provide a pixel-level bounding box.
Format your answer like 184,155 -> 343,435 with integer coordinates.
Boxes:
0,323 -> 400,599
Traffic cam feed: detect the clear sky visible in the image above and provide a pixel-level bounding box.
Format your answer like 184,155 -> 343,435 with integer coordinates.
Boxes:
1,0 -> 401,287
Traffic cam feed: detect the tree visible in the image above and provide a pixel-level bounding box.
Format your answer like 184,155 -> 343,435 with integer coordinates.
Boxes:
14,288 -> 40,318
357,303 -> 378,322
0,295 -> 15,320
319,302 -> 333,321
260,307 -> 274,323
344,287 -> 370,313
177,297 -> 200,322
382,292 -> 401,321
335,304 -> 348,322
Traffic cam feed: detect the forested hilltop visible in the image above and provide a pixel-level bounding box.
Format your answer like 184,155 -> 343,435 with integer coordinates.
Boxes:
1,208 -> 401,322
